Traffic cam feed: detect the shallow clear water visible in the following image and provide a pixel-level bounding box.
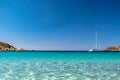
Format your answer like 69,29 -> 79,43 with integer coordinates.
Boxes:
0,51 -> 120,80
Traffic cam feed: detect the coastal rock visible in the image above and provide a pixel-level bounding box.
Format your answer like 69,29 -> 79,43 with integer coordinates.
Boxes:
17,48 -> 25,51
105,46 -> 120,51
0,42 -> 17,51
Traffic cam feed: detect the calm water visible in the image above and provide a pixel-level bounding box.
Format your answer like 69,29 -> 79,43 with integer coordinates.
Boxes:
0,51 -> 120,80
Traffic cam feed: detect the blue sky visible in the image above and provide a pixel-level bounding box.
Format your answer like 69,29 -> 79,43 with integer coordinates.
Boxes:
0,0 -> 120,50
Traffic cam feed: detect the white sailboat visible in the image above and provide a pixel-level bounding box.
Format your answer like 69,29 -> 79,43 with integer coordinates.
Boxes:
89,31 -> 98,52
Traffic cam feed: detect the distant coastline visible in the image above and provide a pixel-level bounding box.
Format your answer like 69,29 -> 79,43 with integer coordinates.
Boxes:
0,41 -> 120,52
105,46 -> 120,51
0,42 -> 25,51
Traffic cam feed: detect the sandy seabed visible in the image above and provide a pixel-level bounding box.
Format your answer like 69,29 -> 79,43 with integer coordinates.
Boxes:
0,59 -> 119,80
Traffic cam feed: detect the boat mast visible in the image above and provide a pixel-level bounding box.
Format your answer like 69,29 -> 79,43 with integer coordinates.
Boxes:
95,31 -> 98,50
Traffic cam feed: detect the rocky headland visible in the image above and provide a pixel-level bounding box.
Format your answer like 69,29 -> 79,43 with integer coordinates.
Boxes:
105,46 -> 120,51
0,42 -> 17,51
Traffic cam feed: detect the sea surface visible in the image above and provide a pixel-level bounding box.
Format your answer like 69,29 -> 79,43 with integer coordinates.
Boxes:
0,51 -> 120,80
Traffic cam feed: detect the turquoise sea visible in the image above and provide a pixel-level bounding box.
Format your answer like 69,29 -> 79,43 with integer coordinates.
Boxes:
0,51 -> 120,80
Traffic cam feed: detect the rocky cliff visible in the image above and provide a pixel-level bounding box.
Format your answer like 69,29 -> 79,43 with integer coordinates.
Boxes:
0,42 -> 17,51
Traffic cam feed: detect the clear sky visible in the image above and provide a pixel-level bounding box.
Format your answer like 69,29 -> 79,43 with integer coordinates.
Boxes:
0,0 -> 120,50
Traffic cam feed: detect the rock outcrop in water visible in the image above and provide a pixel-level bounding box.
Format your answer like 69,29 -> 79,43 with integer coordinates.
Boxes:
105,46 -> 120,51
0,42 -> 17,51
